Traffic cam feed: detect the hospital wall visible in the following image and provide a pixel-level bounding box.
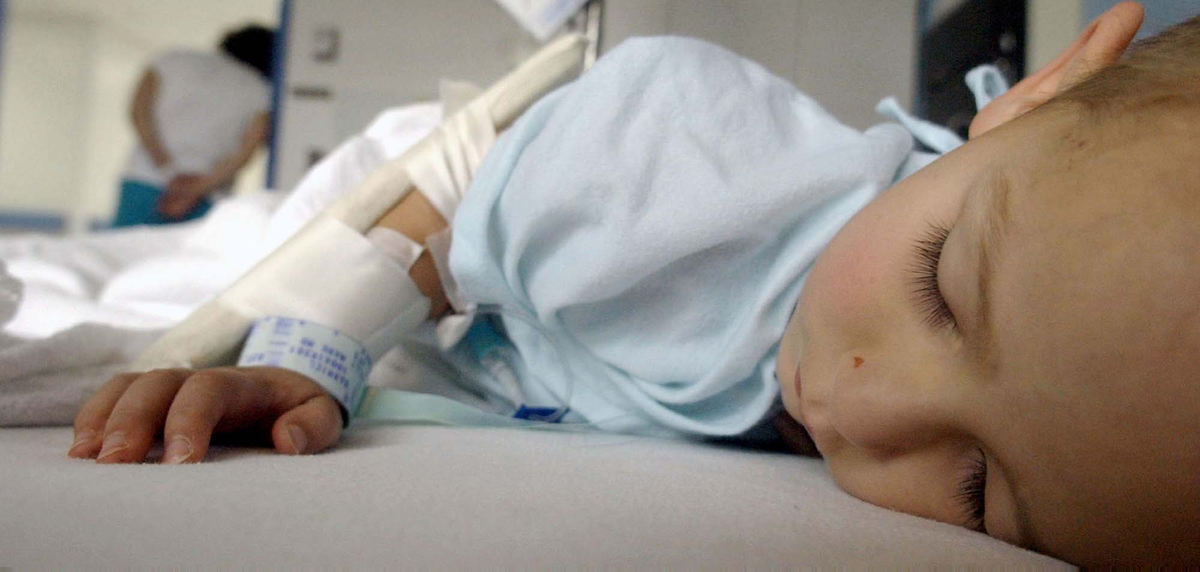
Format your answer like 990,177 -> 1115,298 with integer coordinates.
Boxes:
0,14 -> 90,227
601,0 -> 918,133
1028,0 -> 1200,72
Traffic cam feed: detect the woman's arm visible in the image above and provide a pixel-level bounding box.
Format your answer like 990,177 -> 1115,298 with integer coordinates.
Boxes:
130,69 -> 171,169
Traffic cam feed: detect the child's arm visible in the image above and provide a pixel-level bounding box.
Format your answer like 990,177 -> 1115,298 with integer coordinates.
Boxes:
69,189 -> 450,464
376,186 -> 450,317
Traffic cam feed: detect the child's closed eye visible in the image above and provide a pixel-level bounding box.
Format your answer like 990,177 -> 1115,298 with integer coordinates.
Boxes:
956,449 -> 989,533
910,223 -> 957,330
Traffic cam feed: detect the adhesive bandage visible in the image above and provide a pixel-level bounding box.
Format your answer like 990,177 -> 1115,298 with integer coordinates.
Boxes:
366,226 -> 426,271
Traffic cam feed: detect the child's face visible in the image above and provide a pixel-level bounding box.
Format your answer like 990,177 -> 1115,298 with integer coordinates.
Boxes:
775,106 -> 1200,564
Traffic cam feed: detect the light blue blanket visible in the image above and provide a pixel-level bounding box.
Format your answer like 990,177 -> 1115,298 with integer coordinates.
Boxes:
448,37 -> 914,436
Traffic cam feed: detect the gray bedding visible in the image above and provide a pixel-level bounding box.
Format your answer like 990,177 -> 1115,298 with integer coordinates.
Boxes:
0,425 -> 1067,569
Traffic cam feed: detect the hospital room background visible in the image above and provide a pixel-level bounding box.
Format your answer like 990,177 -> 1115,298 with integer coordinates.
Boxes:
0,0 -> 1194,238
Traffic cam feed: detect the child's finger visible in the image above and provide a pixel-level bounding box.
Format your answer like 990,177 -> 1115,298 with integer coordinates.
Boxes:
160,367 -> 339,462
159,368 -> 274,463
270,395 -> 343,455
96,369 -> 190,463
70,372 -> 140,459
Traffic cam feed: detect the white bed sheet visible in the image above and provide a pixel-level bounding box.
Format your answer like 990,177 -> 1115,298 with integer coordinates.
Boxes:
0,425 -> 1067,569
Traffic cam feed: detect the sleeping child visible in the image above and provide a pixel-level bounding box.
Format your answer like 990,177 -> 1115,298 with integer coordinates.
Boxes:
68,2 -> 1198,565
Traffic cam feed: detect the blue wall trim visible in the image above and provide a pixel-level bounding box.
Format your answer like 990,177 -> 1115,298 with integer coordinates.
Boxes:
0,210 -> 66,232
266,0 -> 292,190
0,210 -> 114,233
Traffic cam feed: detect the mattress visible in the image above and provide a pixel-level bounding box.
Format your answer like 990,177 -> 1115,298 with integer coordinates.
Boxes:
0,425 -> 1067,568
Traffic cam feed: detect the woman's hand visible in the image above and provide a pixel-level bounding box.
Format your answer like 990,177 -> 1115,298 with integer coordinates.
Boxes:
157,173 -> 211,219
68,367 -> 343,464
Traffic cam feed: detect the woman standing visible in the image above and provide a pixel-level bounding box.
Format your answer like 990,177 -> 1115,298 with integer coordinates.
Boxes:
112,25 -> 274,227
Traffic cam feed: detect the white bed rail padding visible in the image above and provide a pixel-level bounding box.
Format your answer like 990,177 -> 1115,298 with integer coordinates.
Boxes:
131,34 -> 588,370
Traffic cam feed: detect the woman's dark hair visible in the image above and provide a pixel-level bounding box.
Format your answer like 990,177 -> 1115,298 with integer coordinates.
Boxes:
220,25 -> 276,79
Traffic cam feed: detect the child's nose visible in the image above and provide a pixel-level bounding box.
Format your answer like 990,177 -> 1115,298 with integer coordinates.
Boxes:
830,369 -> 957,454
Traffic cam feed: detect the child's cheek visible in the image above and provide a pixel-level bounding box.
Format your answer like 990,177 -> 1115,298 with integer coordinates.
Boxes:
805,216 -> 891,337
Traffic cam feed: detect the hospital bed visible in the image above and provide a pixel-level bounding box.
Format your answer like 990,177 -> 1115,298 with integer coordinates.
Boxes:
0,32 -> 1068,569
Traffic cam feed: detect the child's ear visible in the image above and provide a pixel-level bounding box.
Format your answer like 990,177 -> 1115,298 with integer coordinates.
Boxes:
968,1 -> 1144,138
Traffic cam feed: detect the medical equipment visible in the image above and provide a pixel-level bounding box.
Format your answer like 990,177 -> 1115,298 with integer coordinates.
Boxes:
131,34 -> 589,395
494,0 -> 591,41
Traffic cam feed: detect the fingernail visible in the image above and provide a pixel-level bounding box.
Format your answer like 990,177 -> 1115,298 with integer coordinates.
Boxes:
96,431 -> 129,461
68,430 -> 96,458
287,425 -> 307,455
163,435 -> 193,464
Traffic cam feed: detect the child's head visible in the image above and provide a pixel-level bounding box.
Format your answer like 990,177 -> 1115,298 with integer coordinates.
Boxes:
774,3 -> 1199,565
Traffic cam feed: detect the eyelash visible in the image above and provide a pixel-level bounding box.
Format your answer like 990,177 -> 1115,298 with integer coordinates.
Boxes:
912,226 -> 985,530
910,223 -> 957,330
956,450 -> 989,533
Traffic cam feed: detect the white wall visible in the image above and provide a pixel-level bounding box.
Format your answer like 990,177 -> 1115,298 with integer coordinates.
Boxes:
601,0 -> 919,130
1028,0 -> 1200,73
0,14 -> 91,215
1029,0 -> 1083,71
0,0 -> 278,233
1084,0 -> 1200,38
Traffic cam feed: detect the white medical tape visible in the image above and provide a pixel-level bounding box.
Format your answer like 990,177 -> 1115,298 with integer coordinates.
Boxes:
366,226 -> 426,271
238,316 -> 371,423
221,215 -> 430,349
403,98 -> 497,223
425,227 -> 476,349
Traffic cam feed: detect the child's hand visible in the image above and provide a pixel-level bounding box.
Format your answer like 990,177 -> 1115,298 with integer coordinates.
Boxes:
68,367 -> 343,464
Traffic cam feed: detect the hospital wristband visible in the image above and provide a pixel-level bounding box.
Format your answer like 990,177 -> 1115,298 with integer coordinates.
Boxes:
237,316 -> 372,425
